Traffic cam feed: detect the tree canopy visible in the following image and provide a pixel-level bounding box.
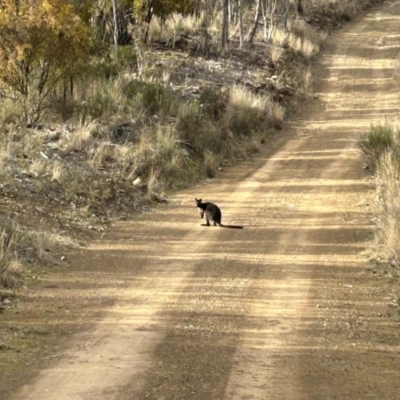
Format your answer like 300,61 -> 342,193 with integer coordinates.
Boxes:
0,0 -> 91,122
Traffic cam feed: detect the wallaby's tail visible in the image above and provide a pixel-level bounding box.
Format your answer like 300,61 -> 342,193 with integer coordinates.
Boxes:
220,224 -> 243,229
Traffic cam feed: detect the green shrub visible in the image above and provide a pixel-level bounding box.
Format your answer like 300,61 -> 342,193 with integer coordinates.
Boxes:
124,80 -> 176,117
199,88 -> 227,121
89,47 -> 137,81
176,102 -> 205,151
84,90 -> 115,118
358,123 -> 399,170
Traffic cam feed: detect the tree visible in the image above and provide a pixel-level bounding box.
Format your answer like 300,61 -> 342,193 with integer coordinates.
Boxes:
247,0 -> 262,43
90,0 -> 134,46
283,0 -> 290,28
221,0 -> 229,56
238,0 -> 243,48
261,0 -> 277,42
111,0 -> 119,51
133,0 -> 202,42
0,0 -> 90,123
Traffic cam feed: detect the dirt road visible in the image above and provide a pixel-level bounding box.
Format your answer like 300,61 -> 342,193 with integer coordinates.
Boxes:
8,1 -> 400,399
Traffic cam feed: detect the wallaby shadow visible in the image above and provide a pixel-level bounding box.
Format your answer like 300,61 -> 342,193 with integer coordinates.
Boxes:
200,223 -> 244,229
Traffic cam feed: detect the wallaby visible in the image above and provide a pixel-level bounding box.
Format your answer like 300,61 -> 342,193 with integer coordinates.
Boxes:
195,198 -> 243,229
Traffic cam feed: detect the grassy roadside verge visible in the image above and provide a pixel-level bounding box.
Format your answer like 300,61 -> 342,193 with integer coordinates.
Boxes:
357,54 -> 400,314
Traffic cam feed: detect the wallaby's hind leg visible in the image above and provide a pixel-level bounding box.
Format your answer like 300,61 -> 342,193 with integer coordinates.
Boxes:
213,222 -> 217,226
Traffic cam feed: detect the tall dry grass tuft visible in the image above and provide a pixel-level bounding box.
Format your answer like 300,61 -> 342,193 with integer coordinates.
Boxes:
288,19 -> 327,45
359,122 -> 400,261
269,46 -> 285,65
0,140 -> 13,176
225,85 -> 268,135
130,125 -> 193,193
309,0 -> 358,20
269,98 -> 285,128
394,54 -> 400,89
301,67 -> 312,91
0,219 -> 56,287
358,123 -> 398,171
148,12 -> 203,43
203,151 -> 219,178
271,28 -> 288,47
335,0 -> 357,20
0,217 -> 60,288
0,225 -> 14,287
225,85 -> 285,135
285,19 -> 327,60
374,151 -> 400,259
62,119 -> 98,152
288,34 -> 319,59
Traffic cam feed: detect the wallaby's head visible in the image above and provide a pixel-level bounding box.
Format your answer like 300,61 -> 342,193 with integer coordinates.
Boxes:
195,198 -> 204,218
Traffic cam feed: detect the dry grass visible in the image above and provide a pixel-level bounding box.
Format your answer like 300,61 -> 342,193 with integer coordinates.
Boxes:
288,19 -> 327,45
228,85 -> 268,112
374,151 -> 400,259
0,259 -> 22,289
269,100 -> 285,128
271,28 -> 288,47
225,85 -> 268,134
62,119 -> 98,152
358,123 -> 398,171
0,217 -> 61,288
269,46 -> 285,65
148,13 -> 204,43
0,141 -> 12,175
203,151 -> 219,178
288,34 -> 319,59
359,122 -> 400,261
301,67 -> 313,91
0,225 -> 13,284
224,85 -> 285,136
335,0 -> 358,20
395,54 -> 400,89
285,18 -> 327,60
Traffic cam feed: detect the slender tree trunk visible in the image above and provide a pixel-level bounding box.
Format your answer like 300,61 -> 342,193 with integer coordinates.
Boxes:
111,0 -> 118,52
296,0 -> 303,15
202,0 -> 210,56
221,0 -> 229,56
238,0 -> 243,48
283,0 -> 290,28
261,0 -> 268,41
247,0 -> 262,43
267,0 -> 277,41
143,0 -> 155,43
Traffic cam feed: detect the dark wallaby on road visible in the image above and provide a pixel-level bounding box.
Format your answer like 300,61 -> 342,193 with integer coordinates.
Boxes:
195,198 -> 243,229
